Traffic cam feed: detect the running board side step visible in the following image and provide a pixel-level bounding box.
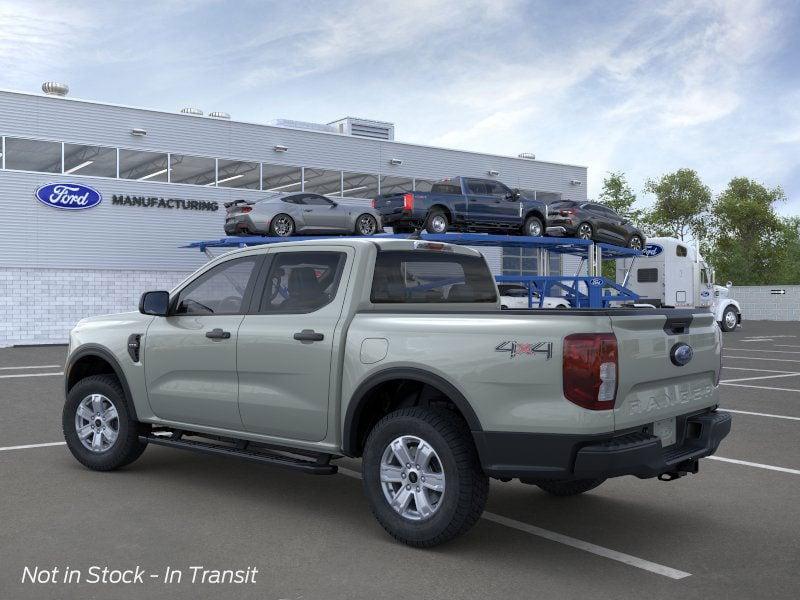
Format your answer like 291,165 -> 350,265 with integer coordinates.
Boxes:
139,433 -> 337,475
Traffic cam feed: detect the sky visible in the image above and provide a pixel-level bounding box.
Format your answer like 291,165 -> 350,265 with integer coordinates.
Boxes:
1,0 -> 798,215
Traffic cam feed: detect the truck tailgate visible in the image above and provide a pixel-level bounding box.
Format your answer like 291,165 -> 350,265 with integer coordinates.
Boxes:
610,310 -> 720,433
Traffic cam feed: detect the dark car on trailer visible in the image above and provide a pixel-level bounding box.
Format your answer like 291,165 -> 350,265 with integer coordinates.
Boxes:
546,200 -> 645,249
372,176 -> 549,237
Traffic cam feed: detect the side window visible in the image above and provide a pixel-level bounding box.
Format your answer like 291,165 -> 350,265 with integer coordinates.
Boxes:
283,195 -> 304,205
430,180 -> 462,194
700,269 -> 709,284
303,195 -> 335,206
260,251 -> 346,314
637,268 -> 659,283
371,251 -> 497,303
485,181 -> 511,197
676,245 -> 688,257
466,180 -> 489,195
174,257 -> 259,315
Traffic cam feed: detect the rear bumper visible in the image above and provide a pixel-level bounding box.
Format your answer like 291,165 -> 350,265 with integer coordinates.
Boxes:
473,409 -> 731,481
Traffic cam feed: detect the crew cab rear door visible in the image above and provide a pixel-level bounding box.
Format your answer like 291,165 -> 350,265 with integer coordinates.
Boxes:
236,246 -> 354,441
610,310 -> 720,441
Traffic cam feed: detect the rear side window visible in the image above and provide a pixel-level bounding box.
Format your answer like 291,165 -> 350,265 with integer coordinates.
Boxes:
430,180 -> 462,194
371,251 -> 497,303
260,251 -> 346,314
637,268 -> 659,283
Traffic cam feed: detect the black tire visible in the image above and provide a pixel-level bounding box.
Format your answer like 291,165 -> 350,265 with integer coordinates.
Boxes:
63,374 -> 147,471
269,214 -> 295,237
535,478 -> 605,496
628,235 -> 644,250
523,215 -> 544,237
576,222 -> 593,240
362,407 -> 489,547
355,213 -> 379,236
719,306 -> 739,332
424,209 -> 449,234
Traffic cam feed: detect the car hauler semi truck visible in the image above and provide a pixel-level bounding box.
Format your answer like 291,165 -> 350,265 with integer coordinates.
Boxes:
616,236 -> 742,332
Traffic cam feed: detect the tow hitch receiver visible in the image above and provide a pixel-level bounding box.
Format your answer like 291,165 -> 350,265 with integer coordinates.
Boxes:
658,459 -> 699,481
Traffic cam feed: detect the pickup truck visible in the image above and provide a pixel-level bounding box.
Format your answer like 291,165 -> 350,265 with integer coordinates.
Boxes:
62,237 -> 731,547
373,176 -> 550,236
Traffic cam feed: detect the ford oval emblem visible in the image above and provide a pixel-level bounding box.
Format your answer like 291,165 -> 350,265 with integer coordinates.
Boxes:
642,244 -> 663,257
35,183 -> 102,210
589,277 -> 604,287
670,342 -> 693,366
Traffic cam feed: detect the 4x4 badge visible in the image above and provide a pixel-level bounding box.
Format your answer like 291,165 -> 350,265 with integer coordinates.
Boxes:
495,341 -> 553,360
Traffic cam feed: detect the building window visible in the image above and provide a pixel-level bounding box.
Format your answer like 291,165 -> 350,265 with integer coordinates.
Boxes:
119,149 -> 169,182
342,172 -> 379,198
414,178 -> 436,192
304,168 -> 342,196
379,175 -> 413,195
216,159 -> 260,189
502,248 -> 539,276
262,163 -> 302,193
170,154 -> 216,186
63,143 -> 117,177
4,137 -> 61,173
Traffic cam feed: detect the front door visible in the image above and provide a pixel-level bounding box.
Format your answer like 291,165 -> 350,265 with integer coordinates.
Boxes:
237,246 -> 353,441
144,255 -> 261,430
300,194 -> 349,232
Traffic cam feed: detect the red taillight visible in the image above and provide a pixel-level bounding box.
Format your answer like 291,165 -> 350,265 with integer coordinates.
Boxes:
240,206 -> 252,213
563,333 -> 618,410
403,193 -> 414,211
560,209 -> 575,216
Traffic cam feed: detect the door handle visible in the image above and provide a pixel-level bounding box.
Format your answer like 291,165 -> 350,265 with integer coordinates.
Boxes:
303,209 -> 313,212
205,328 -> 231,340
293,329 -> 324,342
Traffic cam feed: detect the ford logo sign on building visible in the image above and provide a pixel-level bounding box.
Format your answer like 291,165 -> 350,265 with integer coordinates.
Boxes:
35,183 -> 103,210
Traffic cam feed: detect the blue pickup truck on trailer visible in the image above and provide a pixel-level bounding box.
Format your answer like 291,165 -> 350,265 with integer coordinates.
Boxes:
373,177 -> 549,236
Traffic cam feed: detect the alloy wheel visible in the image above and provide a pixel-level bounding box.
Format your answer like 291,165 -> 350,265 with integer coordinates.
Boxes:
273,216 -> 293,237
358,215 -> 377,235
526,220 -> 543,236
629,236 -> 643,250
725,310 -> 737,330
577,223 -> 593,240
380,435 -> 446,521
75,394 -> 120,453
430,215 -> 448,233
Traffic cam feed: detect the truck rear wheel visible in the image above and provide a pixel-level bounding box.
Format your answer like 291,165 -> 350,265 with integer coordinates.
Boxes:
63,374 -> 148,471
424,209 -> 449,234
534,478 -> 605,496
362,407 -> 488,547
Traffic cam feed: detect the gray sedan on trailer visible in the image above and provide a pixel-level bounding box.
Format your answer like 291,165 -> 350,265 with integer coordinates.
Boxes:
224,192 -> 383,237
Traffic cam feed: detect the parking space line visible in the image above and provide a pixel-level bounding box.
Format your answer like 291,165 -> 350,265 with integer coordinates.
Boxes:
721,373 -> 800,383
0,372 -> 64,379
709,456 -> 800,476
724,356 -> 800,364
0,364 -> 62,370
0,441 -> 66,452
720,409 -> 800,422
337,467 -> 691,579
725,348 -> 800,354
720,382 -> 800,393
722,367 -> 796,374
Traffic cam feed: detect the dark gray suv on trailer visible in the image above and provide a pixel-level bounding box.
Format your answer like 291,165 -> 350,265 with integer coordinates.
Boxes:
546,200 -> 645,249
224,192 -> 383,237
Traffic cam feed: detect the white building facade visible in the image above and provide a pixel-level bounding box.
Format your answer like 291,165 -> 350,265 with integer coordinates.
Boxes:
0,88 -> 587,346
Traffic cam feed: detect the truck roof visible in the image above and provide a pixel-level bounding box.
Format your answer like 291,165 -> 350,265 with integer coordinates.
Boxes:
211,236 -> 484,260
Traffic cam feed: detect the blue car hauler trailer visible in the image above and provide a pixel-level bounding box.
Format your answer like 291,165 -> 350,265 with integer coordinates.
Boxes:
184,233 -> 642,309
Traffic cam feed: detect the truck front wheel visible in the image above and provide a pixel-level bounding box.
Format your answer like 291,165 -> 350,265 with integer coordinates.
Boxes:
362,407 -> 488,547
720,306 -> 739,332
62,374 -> 148,471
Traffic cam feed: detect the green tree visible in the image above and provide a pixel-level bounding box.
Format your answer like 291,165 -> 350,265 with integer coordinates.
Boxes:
642,169 -> 711,241
598,171 -> 641,221
705,177 -> 789,285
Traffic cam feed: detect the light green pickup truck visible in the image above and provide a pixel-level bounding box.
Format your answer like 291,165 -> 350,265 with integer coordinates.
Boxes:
63,237 -> 731,547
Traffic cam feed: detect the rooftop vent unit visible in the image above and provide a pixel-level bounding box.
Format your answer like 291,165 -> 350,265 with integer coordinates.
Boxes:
329,117 -> 395,141
268,119 -> 337,134
209,111 -> 230,119
42,82 -> 69,97
180,107 -> 204,116
518,152 -> 536,160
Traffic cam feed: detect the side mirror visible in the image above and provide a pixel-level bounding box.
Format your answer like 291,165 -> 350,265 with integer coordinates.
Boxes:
726,281 -> 732,289
329,201 -> 338,208
139,290 -> 170,316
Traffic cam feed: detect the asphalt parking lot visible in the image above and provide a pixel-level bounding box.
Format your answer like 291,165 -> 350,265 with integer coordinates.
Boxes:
1,321 -> 799,600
